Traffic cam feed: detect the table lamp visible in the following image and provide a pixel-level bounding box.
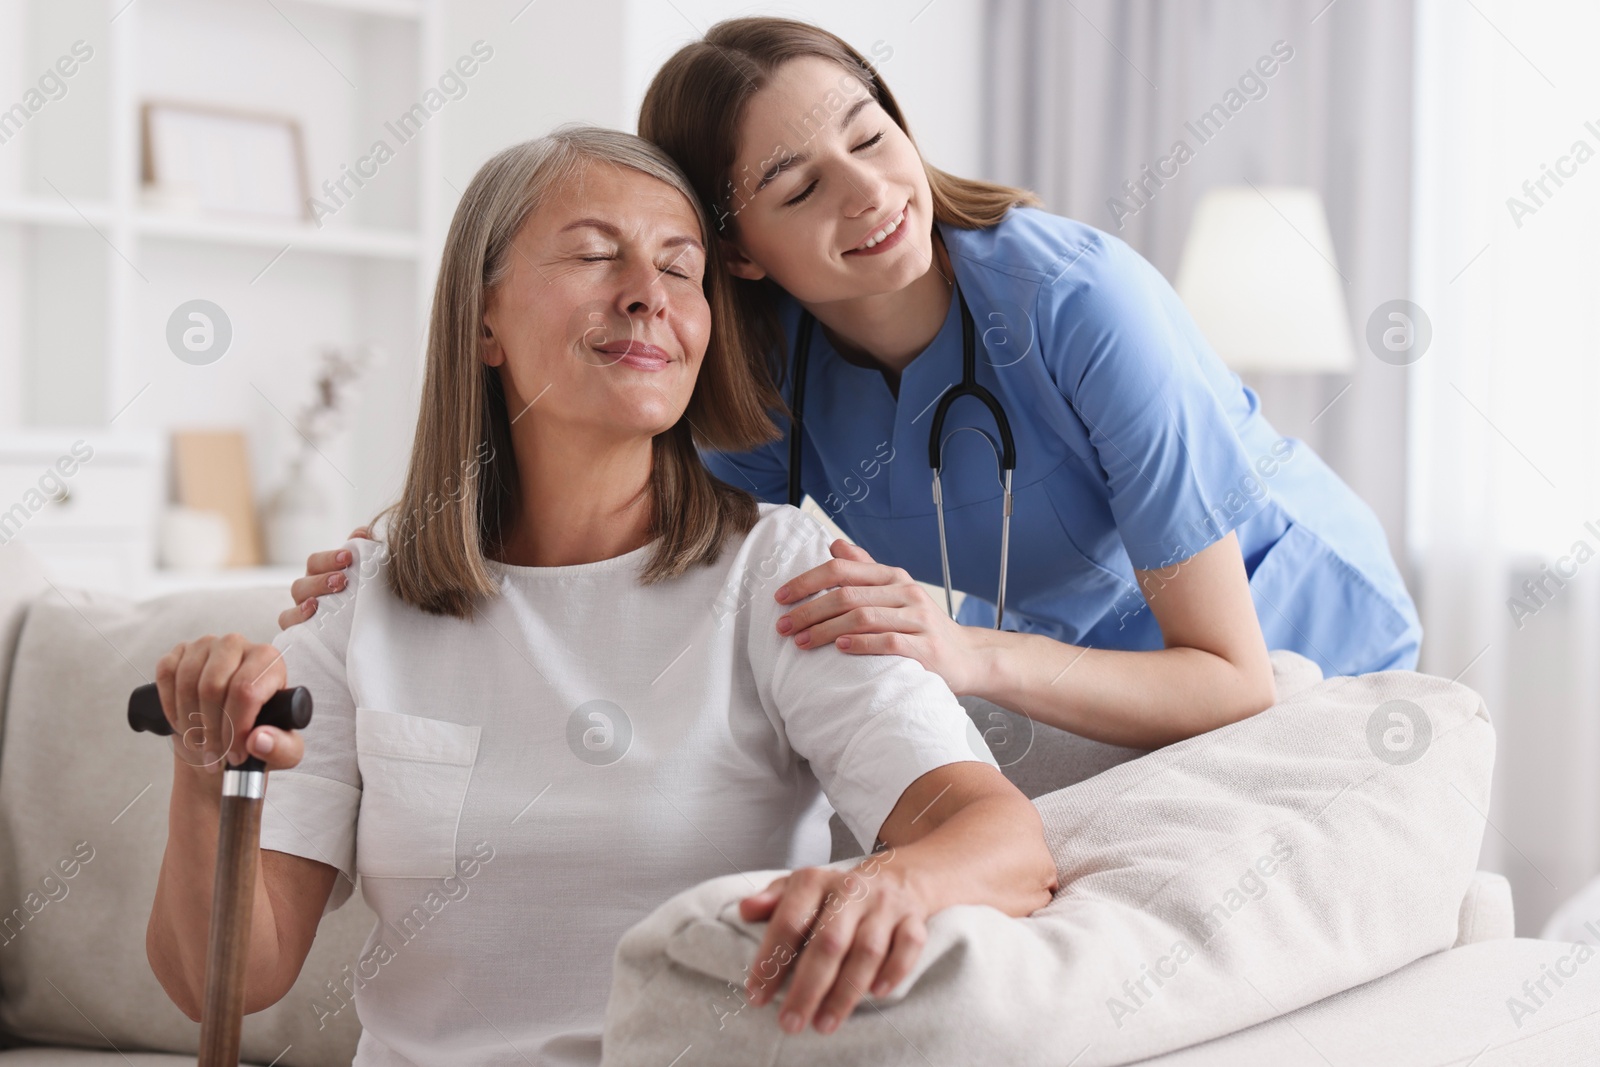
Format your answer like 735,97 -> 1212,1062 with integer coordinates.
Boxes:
1175,186 -> 1355,373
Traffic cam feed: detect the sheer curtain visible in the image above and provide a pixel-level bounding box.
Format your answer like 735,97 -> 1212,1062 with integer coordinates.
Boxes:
983,0 -> 1416,565
1412,0 -> 1600,936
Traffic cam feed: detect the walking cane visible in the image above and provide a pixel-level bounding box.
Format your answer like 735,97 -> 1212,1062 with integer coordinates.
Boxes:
129,682 -> 314,1067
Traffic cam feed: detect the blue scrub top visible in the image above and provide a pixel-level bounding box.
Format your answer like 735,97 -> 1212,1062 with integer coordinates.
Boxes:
700,208 -> 1421,677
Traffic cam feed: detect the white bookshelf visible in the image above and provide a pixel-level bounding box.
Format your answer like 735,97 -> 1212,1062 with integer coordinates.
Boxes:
0,195 -> 115,226
0,0 -> 447,594
0,0 -> 985,600
130,211 -> 424,258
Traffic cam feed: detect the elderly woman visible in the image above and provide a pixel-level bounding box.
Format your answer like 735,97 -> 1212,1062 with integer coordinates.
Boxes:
144,127 -> 1057,1065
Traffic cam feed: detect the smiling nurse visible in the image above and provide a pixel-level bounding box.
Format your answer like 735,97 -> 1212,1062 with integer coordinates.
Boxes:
288,18 -> 1420,751
639,17 -> 1421,748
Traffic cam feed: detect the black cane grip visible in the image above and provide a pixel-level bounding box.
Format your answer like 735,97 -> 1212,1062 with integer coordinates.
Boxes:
127,683 -> 314,737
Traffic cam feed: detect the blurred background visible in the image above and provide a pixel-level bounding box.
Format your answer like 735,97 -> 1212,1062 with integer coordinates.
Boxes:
0,0 -> 1594,936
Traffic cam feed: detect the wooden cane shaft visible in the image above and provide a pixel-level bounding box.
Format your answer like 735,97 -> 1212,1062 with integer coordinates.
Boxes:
198,788 -> 263,1067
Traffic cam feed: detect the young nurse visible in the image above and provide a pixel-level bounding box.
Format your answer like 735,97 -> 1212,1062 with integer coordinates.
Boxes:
289,18 -> 1420,751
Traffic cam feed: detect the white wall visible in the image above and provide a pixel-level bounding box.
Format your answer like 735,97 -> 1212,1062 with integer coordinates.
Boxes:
619,0 -> 985,176
438,0 -> 985,207
437,0 -> 629,208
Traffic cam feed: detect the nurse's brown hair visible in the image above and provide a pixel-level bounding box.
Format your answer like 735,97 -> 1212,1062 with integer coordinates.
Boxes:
638,16 -> 1041,387
373,126 -> 784,618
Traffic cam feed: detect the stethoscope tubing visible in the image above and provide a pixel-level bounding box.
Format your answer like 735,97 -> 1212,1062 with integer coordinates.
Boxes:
786,284 -> 1017,627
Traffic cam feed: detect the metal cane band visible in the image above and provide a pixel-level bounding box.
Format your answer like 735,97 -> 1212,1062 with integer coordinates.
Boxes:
222,768 -> 266,799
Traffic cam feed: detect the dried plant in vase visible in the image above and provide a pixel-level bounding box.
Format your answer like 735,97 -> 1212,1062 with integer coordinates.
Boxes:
262,344 -> 374,566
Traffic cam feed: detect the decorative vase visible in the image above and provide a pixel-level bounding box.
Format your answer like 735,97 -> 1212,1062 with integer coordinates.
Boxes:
158,507 -> 233,571
263,455 -> 335,567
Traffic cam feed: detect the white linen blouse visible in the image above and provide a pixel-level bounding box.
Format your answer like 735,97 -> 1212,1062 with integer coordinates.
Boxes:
259,502 -> 995,1066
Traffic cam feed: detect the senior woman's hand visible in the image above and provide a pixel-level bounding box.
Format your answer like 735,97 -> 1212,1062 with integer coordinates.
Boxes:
736,761 -> 1058,1037
737,846 -> 918,1035
774,539 -> 990,696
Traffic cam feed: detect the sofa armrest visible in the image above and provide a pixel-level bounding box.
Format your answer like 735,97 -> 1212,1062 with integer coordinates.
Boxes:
1454,869 -> 1515,946
0,542 -> 49,770
0,543 -> 47,1053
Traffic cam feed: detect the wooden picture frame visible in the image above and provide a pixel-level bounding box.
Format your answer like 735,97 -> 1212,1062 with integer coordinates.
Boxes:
171,430 -> 263,567
141,101 -> 309,222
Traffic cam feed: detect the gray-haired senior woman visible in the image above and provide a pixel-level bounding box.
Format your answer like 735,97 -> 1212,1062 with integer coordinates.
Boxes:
145,126 -> 1057,1065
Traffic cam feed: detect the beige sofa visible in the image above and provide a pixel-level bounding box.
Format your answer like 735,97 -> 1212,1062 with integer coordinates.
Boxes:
0,546 -> 375,1067
0,543 -> 1591,1066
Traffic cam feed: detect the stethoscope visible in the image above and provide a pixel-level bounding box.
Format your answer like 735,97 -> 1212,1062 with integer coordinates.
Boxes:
785,284 -> 1017,628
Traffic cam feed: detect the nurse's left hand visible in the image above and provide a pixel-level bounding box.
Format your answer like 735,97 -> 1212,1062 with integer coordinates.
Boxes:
737,847 -> 921,1036
775,540 -> 984,695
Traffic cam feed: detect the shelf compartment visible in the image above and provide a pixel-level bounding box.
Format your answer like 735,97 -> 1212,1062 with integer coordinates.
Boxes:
133,212 -> 420,259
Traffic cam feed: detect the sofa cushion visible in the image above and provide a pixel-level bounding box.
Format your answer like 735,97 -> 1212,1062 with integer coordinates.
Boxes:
0,583 -> 376,1067
1134,938 -> 1600,1066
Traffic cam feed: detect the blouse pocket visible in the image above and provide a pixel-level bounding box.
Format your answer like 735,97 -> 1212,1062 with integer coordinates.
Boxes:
355,707 -> 481,879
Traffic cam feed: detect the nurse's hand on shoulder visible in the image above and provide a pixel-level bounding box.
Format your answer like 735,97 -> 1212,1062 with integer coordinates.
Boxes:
737,846 -> 915,1037
278,526 -> 372,631
774,540 -> 983,695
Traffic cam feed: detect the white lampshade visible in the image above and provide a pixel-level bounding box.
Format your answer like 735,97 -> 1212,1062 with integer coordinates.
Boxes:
1175,186 -> 1355,373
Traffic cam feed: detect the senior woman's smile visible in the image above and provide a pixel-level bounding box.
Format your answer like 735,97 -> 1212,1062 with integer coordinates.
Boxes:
592,338 -> 674,370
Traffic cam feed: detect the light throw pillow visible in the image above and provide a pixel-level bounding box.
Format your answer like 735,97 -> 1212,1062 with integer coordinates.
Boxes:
599,654 -> 1495,1067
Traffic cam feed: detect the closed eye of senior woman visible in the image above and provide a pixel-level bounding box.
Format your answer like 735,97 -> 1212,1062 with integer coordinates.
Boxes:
153,125 -> 1057,1060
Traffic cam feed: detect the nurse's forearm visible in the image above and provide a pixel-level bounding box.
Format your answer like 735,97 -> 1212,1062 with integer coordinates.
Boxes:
964,630 -> 1275,748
